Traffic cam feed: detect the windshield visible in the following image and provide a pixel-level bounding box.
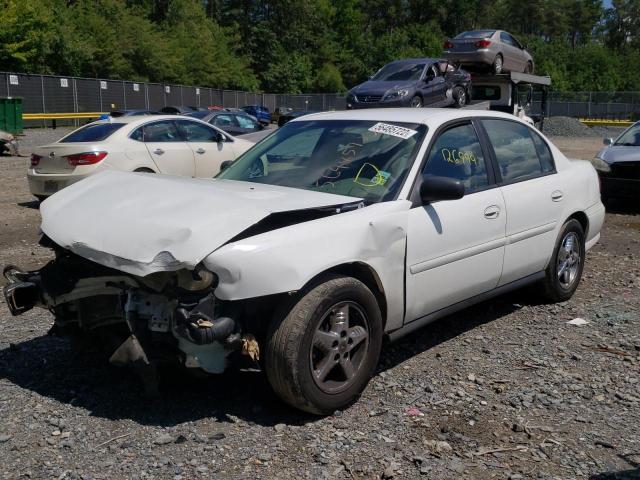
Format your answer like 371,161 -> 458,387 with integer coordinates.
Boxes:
217,120 -> 427,203
371,62 -> 426,82
455,30 -> 496,39
59,123 -> 125,142
614,122 -> 640,146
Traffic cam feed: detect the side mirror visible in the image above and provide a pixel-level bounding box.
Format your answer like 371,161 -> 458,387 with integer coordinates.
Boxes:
215,131 -> 226,143
419,175 -> 465,203
220,160 -> 233,171
603,137 -> 613,146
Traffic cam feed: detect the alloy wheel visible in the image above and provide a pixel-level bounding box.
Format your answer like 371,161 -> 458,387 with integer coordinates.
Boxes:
557,232 -> 581,289
310,301 -> 370,394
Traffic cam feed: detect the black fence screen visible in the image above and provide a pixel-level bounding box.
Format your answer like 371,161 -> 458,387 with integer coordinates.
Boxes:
2,72 -> 640,127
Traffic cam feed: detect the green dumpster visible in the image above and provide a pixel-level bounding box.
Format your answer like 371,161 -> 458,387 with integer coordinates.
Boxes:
0,98 -> 23,134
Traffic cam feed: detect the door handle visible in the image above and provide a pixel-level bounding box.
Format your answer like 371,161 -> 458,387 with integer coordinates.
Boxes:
484,205 -> 501,219
195,148 -> 206,154
551,190 -> 564,202
153,148 -> 164,155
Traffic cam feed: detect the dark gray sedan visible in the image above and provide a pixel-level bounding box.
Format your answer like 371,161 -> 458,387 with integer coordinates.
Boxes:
346,58 -> 471,109
443,29 -> 534,74
591,121 -> 640,200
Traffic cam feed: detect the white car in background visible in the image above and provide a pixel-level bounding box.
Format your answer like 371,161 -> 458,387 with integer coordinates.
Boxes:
28,115 -> 253,199
5,109 -> 604,414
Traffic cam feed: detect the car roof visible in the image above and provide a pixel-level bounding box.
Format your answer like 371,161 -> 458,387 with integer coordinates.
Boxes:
291,108 -> 527,128
90,115 -> 200,126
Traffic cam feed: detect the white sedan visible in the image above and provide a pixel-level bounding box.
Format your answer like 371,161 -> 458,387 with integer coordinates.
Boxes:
4,109 -> 604,414
28,115 -> 253,199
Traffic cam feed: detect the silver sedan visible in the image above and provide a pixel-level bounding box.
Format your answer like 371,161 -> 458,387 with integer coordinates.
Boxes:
591,121 -> 640,201
443,29 -> 534,74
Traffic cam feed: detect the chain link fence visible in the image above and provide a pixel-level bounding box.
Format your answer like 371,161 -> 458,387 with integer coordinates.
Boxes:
2,71 -> 639,128
0,72 -> 348,127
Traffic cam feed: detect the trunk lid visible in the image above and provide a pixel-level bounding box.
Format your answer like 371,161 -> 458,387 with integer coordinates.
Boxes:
32,144 -> 103,174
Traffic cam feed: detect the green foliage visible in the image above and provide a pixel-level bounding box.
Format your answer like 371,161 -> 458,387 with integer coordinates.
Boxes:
2,0 -> 640,92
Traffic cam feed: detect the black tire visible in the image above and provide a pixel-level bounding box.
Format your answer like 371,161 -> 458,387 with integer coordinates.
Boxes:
539,219 -> 585,302
493,54 -> 504,74
409,95 -> 423,108
452,86 -> 467,108
35,195 -> 47,202
265,275 -> 383,415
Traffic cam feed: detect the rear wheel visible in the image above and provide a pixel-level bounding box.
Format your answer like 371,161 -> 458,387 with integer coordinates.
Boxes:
539,219 -> 585,302
409,95 -> 423,108
265,276 -> 382,414
493,54 -> 503,74
452,86 -> 467,108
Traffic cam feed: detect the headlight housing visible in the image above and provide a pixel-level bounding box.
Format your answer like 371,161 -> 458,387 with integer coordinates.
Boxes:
383,89 -> 410,101
590,156 -> 611,173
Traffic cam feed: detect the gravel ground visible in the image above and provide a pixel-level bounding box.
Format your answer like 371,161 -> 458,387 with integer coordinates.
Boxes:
542,117 -> 626,139
0,130 -> 639,480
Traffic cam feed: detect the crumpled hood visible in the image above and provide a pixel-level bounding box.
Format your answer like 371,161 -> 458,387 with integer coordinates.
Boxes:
597,146 -> 640,164
351,80 -> 416,96
40,170 -> 362,276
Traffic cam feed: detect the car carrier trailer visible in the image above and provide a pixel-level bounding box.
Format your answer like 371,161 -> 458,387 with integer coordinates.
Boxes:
464,72 -> 551,131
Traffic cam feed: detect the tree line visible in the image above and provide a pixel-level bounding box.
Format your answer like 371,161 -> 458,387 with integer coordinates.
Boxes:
1,0 -> 639,93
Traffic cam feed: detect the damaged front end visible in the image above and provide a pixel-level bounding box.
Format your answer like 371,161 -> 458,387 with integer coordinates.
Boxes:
3,244 -> 259,391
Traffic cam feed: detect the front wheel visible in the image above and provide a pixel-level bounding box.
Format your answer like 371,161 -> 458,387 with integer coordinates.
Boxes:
539,219 -> 585,302
265,276 -> 383,414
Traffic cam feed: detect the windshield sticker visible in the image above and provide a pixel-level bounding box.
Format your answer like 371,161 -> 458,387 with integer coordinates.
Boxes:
441,148 -> 477,165
368,123 -> 418,139
354,163 -> 390,187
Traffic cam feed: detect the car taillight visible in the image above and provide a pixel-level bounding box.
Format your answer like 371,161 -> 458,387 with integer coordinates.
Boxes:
475,39 -> 491,48
30,154 -> 41,166
443,41 -> 454,49
66,151 -> 108,166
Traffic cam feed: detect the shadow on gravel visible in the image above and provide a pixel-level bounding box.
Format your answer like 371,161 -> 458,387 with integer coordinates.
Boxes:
377,290 -> 526,374
590,453 -> 640,479
591,469 -> 640,479
0,290 -> 533,427
604,198 -> 640,216
17,200 -> 39,210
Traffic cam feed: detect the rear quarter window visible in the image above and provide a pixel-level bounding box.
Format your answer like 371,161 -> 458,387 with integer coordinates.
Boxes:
59,123 -> 125,142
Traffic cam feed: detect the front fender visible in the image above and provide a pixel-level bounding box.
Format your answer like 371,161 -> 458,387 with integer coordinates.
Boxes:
203,200 -> 411,331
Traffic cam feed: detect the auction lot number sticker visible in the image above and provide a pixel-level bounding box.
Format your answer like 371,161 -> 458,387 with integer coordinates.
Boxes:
368,122 -> 418,139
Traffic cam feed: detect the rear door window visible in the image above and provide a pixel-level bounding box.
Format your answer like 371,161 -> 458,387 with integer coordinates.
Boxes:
59,123 -> 125,142
482,119 -> 550,182
142,121 -> 181,142
500,32 -> 514,46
